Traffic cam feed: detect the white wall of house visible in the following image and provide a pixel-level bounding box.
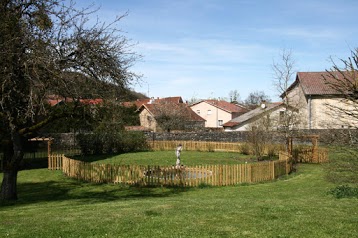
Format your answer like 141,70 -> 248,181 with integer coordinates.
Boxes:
284,85 -> 309,129
224,107 -> 288,131
190,102 -> 232,128
311,97 -> 358,129
224,123 -> 248,132
285,84 -> 358,129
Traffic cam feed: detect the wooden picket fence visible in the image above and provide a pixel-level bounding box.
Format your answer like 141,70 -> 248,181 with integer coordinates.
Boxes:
149,141 -> 242,152
150,141 -> 328,163
48,154 -> 291,187
293,148 -> 328,163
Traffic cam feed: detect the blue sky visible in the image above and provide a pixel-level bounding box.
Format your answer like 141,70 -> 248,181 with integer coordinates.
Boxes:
78,0 -> 357,102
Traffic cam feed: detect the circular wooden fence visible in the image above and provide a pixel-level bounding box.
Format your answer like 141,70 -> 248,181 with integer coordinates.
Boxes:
48,154 -> 291,187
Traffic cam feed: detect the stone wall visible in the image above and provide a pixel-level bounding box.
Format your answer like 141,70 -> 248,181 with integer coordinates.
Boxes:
46,129 -> 358,148
145,129 -> 358,146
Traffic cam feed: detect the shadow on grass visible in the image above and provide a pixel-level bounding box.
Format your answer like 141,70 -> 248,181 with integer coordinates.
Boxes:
21,157 -> 49,170
7,154 -> 117,172
70,154 -> 116,163
1,177 -> 192,208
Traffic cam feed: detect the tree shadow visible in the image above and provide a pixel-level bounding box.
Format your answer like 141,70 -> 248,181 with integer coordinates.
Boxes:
21,157 -> 49,170
70,154 -> 116,163
0,178 -> 193,208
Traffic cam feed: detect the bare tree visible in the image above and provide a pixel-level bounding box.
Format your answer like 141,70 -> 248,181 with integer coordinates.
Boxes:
323,49 -> 358,130
246,116 -> 272,160
272,49 -> 303,149
322,48 -> 358,185
153,101 -> 193,132
229,90 -> 241,104
0,0 -> 140,200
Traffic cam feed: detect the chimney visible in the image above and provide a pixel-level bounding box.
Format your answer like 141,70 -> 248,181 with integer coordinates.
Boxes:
260,100 -> 266,109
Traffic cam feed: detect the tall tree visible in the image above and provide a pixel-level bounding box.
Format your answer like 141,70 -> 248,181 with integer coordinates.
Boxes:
0,0 -> 140,200
244,91 -> 271,109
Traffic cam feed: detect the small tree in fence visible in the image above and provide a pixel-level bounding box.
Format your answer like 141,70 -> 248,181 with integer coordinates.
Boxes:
246,116 -> 272,160
322,48 -> 358,186
272,49 -> 304,151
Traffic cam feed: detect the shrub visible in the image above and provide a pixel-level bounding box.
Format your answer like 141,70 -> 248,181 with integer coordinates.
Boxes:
325,147 -> 358,184
239,143 -> 251,155
267,144 -> 279,159
197,182 -> 212,189
76,131 -> 149,155
329,185 -> 358,199
207,143 -> 215,152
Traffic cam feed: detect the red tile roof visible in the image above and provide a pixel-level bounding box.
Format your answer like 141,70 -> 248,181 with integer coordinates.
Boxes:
47,96 -> 103,106
79,99 -> 103,105
157,96 -> 183,104
122,99 -> 151,108
192,100 -> 248,114
283,71 -> 356,97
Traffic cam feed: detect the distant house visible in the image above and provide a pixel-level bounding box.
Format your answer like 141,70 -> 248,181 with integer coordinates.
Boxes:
138,97 -> 205,132
122,96 -> 183,109
47,95 -> 103,106
282,71 -> 358,129
190,100 -> 248,128
223,102 -> 297,131
121,98 -> 150,109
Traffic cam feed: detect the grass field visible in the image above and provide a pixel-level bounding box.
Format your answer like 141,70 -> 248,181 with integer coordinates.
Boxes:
1,153 -> 357,237
72,151 -> 254,166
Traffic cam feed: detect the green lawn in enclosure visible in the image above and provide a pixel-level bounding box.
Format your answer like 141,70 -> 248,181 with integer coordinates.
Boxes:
0,164 -> 357,238
73,150 -> 256,166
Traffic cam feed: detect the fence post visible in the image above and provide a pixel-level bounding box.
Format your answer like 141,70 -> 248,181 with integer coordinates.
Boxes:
271,161 -> 275,179
48,154 -> 52,170
0,156 -> 2,172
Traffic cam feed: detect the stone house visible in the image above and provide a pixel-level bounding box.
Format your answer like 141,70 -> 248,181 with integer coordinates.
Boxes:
283,71 -> 358,129
224,71 -> 358,131
190,100 -> 248,128
138,97 -> 205,132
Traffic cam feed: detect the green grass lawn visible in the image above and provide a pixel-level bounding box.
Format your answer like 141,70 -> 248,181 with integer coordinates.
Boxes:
1,162 -> 357,237
72,151 -> 254,166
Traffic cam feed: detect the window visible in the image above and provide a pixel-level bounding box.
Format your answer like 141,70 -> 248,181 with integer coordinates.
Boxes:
207,110 -> 212,115
218,120 -> 223,126
197,110 -> 200,114
147,116 -> 152,126
279,111 -> 285,124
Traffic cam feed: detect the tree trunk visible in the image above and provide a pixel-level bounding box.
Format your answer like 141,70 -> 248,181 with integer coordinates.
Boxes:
0,169 -> 18,200
0,129 -> 23,201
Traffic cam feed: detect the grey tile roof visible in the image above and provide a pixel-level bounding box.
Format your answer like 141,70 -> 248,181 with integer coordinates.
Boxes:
223,102 -> 283,127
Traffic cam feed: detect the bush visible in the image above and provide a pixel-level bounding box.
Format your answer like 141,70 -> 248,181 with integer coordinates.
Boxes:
207,143 -> 215,152
267,144 -> 279,159
239,143 -> 251,155
325,147 -> 358,184
329,185 -> 358,199
76,131 -> 149,155
197,182 -> 212,189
